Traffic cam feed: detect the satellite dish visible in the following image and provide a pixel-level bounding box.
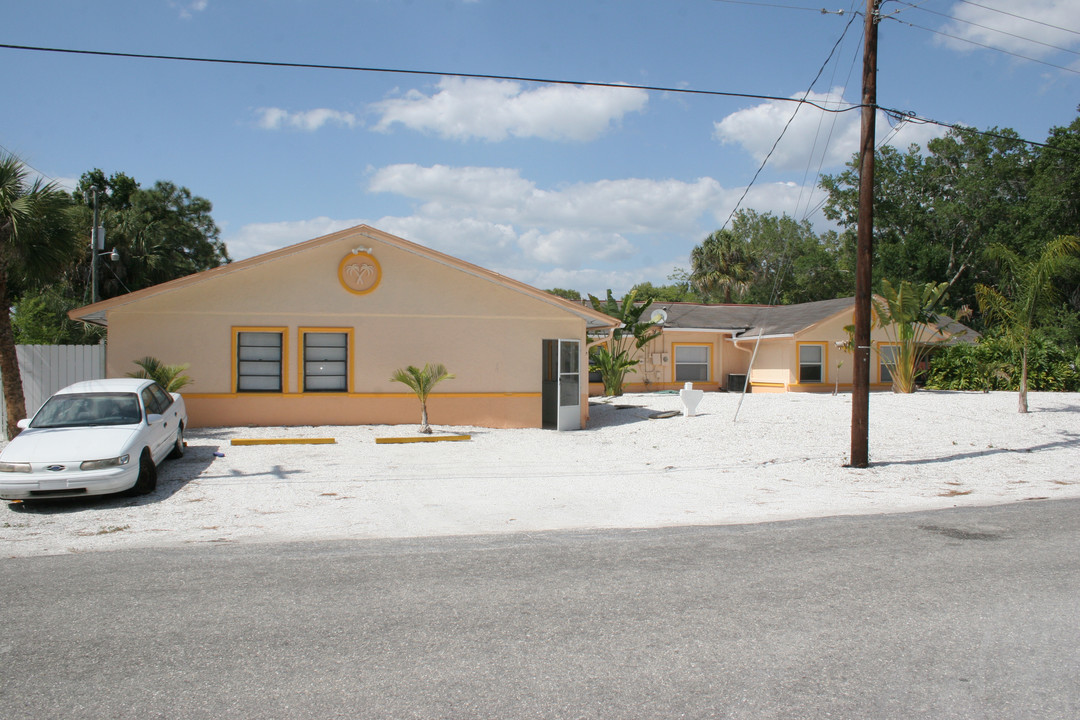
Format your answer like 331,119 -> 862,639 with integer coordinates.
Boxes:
650,309 -> 668,325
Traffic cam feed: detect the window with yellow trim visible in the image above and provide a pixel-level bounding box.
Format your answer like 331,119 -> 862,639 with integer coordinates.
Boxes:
303,331 -> 349,392
237,331 -> 284,392
798,344 -> 824,384
879,344 -> 898,385
675,345 -> 709,382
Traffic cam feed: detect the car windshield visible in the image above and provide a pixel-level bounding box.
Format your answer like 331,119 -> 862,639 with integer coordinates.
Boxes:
30,392 -> 142,429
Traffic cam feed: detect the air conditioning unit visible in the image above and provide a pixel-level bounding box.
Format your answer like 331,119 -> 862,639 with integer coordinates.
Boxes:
727,373 -> 748,392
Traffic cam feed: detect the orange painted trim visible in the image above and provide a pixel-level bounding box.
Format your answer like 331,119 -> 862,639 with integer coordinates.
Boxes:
338,251 -> 383,295
876,341 -> 899,384
298,327 -> 354,393
232,326 -> 289,394
184,391 -> 542,400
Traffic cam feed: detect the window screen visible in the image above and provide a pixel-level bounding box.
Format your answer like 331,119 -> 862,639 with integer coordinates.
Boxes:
675,346 -> 709,382
879,345 -> 898,384
304,332 -> 348,392
799,344 -> 823,384
237,331 -> 283,392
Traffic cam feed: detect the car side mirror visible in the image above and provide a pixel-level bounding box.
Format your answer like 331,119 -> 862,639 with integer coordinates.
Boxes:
147,413 -> 164,425
16,419 -> 29,429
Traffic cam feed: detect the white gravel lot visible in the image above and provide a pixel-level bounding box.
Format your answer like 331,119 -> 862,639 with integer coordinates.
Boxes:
2,390 -> 1078,557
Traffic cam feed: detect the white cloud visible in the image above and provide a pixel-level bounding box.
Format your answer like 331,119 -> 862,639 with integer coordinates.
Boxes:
222,164 -> 831,297
171,0 -> 208,19
713,89 -> 948,171
371,77 -> 648,142
518,228 -> 636,267
223,216 -> 366,260
937,0 -> 1080,58
255,107 -> 360,131
369,164 -> 726,235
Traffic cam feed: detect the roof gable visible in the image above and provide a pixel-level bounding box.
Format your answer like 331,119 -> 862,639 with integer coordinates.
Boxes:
70,224 -> 618,329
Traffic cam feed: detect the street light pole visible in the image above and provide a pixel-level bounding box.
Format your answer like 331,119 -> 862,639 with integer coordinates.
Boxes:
90,187 -> 101,305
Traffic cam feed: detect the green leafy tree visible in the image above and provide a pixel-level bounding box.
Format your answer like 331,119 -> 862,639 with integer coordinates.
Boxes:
689,212 -> 849,306
872,279 -> 950,393
630,269 -> 701,303
545,288 -> 581,302
72,170 -> 231,298
690,228 -> 758,303
9,169 -> 233,345
587,290 -> 660,396
127,356 -> 193,392
821,127 -> 1030,312
0,154 -> 78,436
390,363 -> 455,434
975,235 -> 1080,413
12,285 -> 104,344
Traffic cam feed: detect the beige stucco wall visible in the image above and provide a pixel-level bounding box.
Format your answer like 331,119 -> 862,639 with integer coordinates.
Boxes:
103,231 -> 594,429
592,303 -> 934,397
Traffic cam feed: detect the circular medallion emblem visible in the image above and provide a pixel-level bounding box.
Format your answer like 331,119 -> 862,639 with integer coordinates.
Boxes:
338,251 -> 382,295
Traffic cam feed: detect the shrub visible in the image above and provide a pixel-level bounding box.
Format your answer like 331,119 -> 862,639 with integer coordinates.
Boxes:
926,334 -> 1080,392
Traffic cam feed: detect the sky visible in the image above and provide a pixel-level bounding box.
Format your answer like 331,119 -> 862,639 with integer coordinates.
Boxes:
3,0 -> 1079,297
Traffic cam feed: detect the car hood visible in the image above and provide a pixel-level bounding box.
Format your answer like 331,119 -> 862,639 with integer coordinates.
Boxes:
2,426 -> 141,462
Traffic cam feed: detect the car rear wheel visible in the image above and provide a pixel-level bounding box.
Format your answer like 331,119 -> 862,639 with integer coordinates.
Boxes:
168,424 -> 184,459
130,450 -> 157,495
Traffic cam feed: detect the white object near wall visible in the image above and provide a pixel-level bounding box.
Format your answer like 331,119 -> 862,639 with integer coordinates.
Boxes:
679,381 -> 704,417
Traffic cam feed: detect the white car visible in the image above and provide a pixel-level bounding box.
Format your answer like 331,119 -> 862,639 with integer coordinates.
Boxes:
0,378 -> 188,500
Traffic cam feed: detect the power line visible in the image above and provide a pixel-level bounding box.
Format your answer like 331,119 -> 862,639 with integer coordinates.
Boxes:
884,16 -> 1080,74
719,6 -> 862,234
892,0 -> 1080,56
1,41 -> 1073,156
0,42 -> 859,116
951,0 -> 1080,38
710,0 -> 849,12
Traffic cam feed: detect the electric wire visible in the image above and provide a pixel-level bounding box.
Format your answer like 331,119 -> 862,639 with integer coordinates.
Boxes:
883,16 -> 1080,74
718,8 -> 861,234
951,0 -> 1080,38
0,42 -> 1071,155
797,0 -> 864,222
0,43 -> 861,117
710,0 -> 847,11
891,0 -> 1080,56
732,5 -> 860,422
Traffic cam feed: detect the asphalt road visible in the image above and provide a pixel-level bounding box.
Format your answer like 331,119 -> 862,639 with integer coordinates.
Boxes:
2,499 -> 1079,719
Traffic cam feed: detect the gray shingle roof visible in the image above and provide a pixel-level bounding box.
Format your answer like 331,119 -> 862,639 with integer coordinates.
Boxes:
644,297 -> 858,337
642,297 -> 979,342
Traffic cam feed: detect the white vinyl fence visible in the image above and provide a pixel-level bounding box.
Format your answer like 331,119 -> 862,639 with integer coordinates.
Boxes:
0,345 -> 106,440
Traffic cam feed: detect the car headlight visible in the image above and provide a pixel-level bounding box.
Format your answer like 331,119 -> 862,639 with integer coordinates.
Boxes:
80,455 -> 131,471
0,462 -> 31,473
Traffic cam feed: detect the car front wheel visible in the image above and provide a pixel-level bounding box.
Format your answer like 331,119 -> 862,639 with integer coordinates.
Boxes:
130,449 -> 158,495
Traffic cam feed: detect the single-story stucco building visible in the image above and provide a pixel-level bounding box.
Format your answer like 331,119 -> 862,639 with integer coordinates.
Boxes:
70,225 -> 618,431
597,297 -> 975,395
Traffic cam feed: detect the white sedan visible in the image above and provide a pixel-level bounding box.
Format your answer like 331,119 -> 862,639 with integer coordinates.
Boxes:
0,378 -> 187,500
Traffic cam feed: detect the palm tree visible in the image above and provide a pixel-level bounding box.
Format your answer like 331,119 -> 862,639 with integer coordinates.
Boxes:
390,363 -> 455,434
0,154 -> 77,437
976,235 -> 1080,413
127,356 -> 193,392
587,289 -> 661,396
689,229 -> 758,303
872,279 -> 950,393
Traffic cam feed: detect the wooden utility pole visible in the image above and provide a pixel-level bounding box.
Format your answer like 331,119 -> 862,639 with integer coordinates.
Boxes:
850,0 -> 880,468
